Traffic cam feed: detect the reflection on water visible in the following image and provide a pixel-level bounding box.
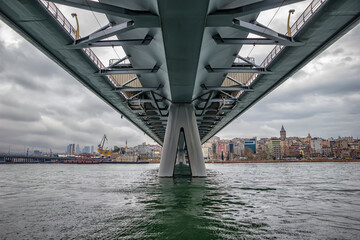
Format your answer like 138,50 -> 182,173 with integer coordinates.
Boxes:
173,163 -> 192,177
95,169 -> 270,240
0,163 -> 360,239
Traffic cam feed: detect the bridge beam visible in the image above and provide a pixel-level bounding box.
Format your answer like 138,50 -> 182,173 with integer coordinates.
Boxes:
235,55 -> 260,68
71,21 -> 135,48
206,0 -> 304,26
231,20 -> 303,46
201,84 -> 252,92
116,87 -> 159,92
98,65 -> 159,75
205,64 -> 272,74
214,35 -> 287,45
67,35 -> 153,48
159,104 -> 206,177
47,0 -> 160,27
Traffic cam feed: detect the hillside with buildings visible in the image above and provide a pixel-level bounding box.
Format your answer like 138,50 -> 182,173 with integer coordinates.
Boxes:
203,126 -> 360,161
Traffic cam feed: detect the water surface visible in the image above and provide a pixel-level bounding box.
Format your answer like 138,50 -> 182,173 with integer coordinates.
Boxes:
1,163 -> 359,239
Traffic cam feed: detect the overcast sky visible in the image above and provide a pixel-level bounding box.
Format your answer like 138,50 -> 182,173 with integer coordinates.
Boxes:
0,1 -> 359,153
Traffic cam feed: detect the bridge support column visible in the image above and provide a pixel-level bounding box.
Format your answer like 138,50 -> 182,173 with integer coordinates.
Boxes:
159,104 -> 206,177
176,131 -> 186,165
176,149 -> 185,164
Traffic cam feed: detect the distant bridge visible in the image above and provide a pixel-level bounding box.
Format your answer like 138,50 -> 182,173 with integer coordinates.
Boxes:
0,154 -> 69,163
0,0 -> 358,176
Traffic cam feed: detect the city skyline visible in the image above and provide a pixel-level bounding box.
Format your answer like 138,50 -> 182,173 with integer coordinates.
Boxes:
0,1 -> 359,153
202,126 -> 359,161
3,124 -> 358,155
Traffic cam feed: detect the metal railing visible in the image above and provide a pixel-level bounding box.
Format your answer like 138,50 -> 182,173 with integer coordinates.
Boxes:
261,0 -> 327,69
238,0 -> 328,92
38,0 -> 119,88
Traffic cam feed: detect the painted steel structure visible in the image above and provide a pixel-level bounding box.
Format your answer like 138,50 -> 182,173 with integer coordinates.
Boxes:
0,0 -> 359,176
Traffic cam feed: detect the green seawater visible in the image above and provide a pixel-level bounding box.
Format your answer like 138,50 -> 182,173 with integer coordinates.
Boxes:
0,163 -> 360,239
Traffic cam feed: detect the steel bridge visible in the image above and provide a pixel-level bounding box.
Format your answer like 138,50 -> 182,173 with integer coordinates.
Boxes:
0,0 -> 358,176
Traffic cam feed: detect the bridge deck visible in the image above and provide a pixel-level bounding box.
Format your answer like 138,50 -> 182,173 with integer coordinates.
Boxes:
0,0 -> 358,145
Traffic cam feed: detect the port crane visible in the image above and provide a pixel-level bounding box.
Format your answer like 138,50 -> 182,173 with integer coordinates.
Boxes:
97,134 -> 111,156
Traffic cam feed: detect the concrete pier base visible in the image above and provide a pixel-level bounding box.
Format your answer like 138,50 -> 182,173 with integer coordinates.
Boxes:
176,149 -> 185,164
159,104 -> 206,177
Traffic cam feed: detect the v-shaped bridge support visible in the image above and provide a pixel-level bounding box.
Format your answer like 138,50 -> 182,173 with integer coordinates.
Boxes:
159,104 -> 206,177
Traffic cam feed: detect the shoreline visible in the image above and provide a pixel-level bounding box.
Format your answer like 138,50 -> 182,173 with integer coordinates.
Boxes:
205,159 -> 360,164
1,159 -> 360,164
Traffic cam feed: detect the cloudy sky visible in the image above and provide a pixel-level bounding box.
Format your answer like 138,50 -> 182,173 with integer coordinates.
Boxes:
0,1 -> 359,153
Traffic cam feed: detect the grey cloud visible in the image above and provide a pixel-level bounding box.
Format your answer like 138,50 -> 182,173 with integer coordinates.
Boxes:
0,20 -> 154,153
4,74 -> 45,91
0,92 -> 43,122
270,70 -> 360,104
342,57 -> 352,62
333,48 -> 344,55
0,107 -> 41,122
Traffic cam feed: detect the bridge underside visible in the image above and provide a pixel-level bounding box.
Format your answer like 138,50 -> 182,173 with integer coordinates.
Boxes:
0,0 -> 358,176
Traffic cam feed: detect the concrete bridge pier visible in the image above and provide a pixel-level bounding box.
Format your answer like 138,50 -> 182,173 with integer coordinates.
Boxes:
159,104 -> 206,177
176,133 -> 186,165
176,149 -> 186,165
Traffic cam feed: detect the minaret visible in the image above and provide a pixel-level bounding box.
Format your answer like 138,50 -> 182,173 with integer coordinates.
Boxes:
125,139 -> 128,153
280,125 -> 286,140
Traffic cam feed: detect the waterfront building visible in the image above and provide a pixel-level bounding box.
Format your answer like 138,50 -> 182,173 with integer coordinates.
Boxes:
202,142 -> 213,159
218,141 -> 227,160
322,139 -> 329,148
212,143 -> 217,159
66,144 -> 71,154
321,146 -> 332,157
202,147 -> 210,160
234,142 -> 243,157
307,133 -> 312,147
269,140 -> 281,159
244,138 -> 257,154
135,142 -> 151,155
329,140 -> 335,153
209,136 -> 220,143
333,137 -> 353,158
349,142 -> 360,150
130,143 -> 163,158
257,138 -> 267,152
83,146 -> 90,154
33,150 -> 42,156
151,145 -> 162,158
203,142 -> 212,151
288,144 -> 299,158
66,144 -> 75,155
229,141 -> 234,153
311,138 -> 322,153
280,140 -> 290,157
75,144 -> 81,154
125,147 -> 134,156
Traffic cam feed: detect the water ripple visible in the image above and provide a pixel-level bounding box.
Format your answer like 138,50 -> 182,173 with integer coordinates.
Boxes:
0,163 -> 359,239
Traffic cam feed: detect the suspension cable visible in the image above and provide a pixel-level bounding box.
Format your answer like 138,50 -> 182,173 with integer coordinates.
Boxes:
247,0 -> 286,57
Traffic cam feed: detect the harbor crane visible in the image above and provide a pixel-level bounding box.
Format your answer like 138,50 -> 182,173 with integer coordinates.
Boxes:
97,134 -> 111,156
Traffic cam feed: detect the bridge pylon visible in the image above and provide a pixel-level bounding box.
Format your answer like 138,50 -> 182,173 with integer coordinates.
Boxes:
159,104 -> 206,177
